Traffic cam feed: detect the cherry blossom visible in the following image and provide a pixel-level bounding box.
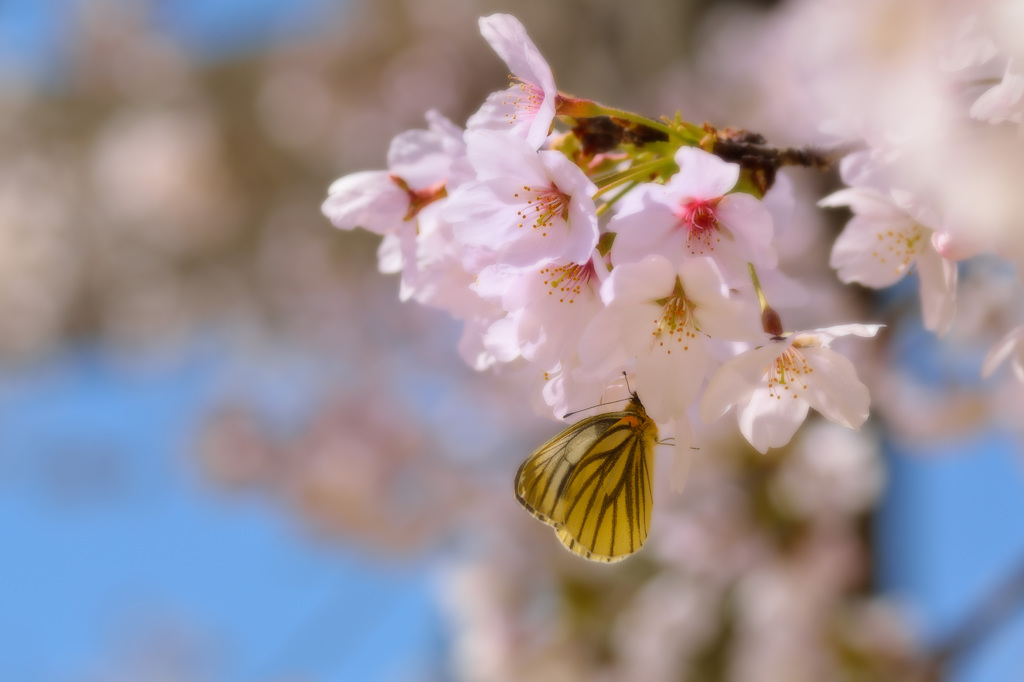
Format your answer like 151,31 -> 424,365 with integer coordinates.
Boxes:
321,110 -> 465,237
533,360 -> 635,421
610,147 -> 775,286
700,325 -> 881,454
318,8 -> 1024,505
305,6 -> 1024,666
467,14 -> 558,149
474,250 -> 606,370
397,205 -> 480,308
321,171 -> 412,235
447,130 -> 598,269
578,254 -> 758,424
820,186 -> 957,336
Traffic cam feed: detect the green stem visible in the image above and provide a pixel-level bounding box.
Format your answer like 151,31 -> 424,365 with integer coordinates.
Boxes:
747,262 -> 768,313
596,182 -> 636,217
748,262 -> 784,336
594,157 -> 675,197
591,104 -> 679,139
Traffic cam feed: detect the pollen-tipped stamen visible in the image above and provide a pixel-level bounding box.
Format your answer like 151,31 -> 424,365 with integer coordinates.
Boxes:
767,345 -> 812,399
502,76 -> 544,123
541,260 -> 596,304
651,278 -> 698,355
515,184 -> 571,236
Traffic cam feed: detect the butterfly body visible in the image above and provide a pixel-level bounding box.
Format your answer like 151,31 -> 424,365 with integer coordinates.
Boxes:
514,393 -> 658,562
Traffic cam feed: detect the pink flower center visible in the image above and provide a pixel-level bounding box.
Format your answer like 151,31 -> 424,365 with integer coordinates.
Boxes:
390,176 -> 447,221
504,77 -> 544,123
540,260 -> 596,304
515,185 -> 571,237
678,198 -> 722,255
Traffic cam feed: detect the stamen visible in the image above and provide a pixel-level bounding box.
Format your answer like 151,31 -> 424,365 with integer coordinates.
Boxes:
516,184 -> 571,236
502,76 -> 544,124
650,279 -> 698,355
678,198 -> 723,255
873,223 -> 925,276
766,345 -> 813,399
540,260 -> 596,304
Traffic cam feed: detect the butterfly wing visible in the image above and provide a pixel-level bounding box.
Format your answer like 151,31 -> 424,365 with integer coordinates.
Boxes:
558,411 -> 656,562
515,398 -> 658,563
514,411 -> 626,528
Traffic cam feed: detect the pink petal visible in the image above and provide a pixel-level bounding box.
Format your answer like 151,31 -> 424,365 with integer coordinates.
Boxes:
738,388 -> 809,454
601,256 -> 676,306
670,147 -> 740,200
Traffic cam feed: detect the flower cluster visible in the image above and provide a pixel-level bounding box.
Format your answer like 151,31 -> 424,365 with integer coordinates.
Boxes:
322,13 -> 882,465
814,2 -> 1024,344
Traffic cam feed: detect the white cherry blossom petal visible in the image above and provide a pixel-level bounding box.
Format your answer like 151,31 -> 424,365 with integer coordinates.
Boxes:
739,387 -> 810,454
700,340 -> 785,423
322,171 -> 409,234
915,247 -> 958,336
716,193 -> 777,268
478,14 -> 556,98
682,259 -> 760,341
819,187 -> 907,220
794,324 -> 883,346
387,111 -> 466,188
636,343 -> 707,424
670,146 -> 740,199
472,14 -> 558,148
829,212 -> 923,288
584,254 -> 756,423
482,316 -> 522,363
600,255 -> 677,306
609,198 -> 684,267
668,417 -> 696,493
970,66 -> 1024,124
982,325 -> 1024,380
577,304 -> 653,380
800,346 -> 871,429
377,233 -> 404,274
701,325 -> 876,452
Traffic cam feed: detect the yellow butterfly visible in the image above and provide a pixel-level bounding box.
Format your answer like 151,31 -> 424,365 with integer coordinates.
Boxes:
514,391 -> 659,562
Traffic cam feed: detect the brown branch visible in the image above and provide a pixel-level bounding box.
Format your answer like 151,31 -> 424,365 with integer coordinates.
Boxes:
570,115 -> 669,156
713,137 -> 863,172
712,135 -> 866,195
567,115 -> 865,195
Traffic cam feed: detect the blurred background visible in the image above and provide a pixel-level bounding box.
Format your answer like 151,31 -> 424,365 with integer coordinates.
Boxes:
2,0 -> 1024,680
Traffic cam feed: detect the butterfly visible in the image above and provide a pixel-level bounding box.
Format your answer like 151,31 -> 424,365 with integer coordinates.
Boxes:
514,391 -> 659,562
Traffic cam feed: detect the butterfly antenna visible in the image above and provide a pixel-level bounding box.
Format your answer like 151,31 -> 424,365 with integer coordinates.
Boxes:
621,371 -> 635,396
559,372 -> 638,420
561,396 -> 631,420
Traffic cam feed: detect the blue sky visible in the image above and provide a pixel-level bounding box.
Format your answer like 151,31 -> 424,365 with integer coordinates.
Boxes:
881,430 -> 1024,680
0,0 -> 349,84
876,299 -> 1024,681
0,345 -> 445,681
